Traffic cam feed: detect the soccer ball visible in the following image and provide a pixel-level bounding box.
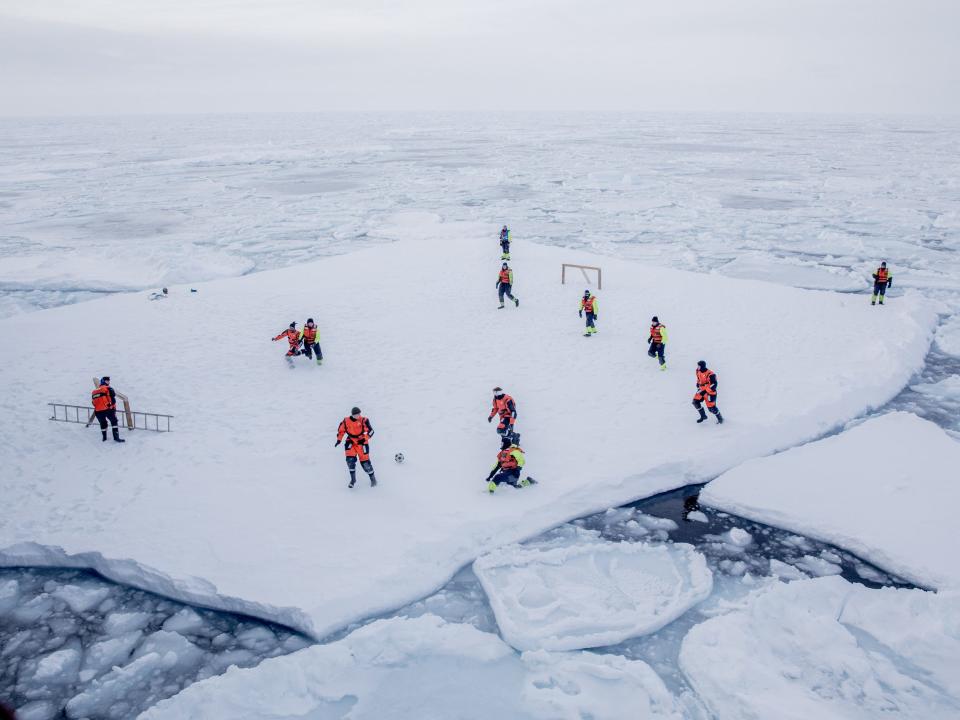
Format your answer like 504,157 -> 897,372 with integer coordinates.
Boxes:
394,452 -> 405,464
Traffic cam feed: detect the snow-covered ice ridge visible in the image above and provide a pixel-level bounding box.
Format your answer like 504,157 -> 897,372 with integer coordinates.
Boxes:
140,613 -> 688,720
701,411 -> 960,590
0,218 -> 938,640
680,576 -> 960,719
141,576 -> 960,720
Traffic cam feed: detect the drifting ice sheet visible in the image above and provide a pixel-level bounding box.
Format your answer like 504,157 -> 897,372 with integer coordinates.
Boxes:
474,537 -> 712,651
701,412 -> 960,589
934,315 -> 960,357
679,576 -> 960,719
0,218 -> 938,637
139,614 -> 685,720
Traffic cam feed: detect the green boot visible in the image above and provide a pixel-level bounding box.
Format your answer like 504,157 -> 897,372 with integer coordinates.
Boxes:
487,481 -> 497,494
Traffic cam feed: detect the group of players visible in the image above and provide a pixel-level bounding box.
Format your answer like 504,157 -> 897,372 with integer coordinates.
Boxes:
211,226 -> 894,492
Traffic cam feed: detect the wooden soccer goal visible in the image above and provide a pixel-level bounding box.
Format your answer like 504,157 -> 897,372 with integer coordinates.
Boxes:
561,263 -> 603,290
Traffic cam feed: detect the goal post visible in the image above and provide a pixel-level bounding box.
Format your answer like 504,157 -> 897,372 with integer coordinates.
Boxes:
561,263 -> 603,290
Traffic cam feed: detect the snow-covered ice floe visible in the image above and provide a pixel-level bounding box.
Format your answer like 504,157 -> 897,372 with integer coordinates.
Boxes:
0,215 -> 938,637
680,576 -> 960,719
474,534 -> 712,651
138,614 -> 686,720
715,256 -> 865,292
701,412 -> 960,589
935,315 -> 960,357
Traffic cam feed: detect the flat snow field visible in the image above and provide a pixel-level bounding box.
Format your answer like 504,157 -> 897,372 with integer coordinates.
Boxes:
0,215 -> 938,636
700,411 -> 960,590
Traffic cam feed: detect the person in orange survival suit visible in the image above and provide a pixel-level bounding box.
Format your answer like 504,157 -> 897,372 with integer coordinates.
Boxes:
693,360 -> 724,425
496,263 -> 520,309
336,407 -> 378,488
91,376 -> 125,443
488,387 -> 519,442
272,322 -> 302,367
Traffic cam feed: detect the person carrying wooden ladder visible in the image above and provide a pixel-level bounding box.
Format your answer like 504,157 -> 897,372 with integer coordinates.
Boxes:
91,377 -> 125,443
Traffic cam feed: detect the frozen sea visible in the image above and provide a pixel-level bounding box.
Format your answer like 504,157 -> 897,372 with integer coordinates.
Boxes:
2,113 -> 960,717
2,113 -> 959,317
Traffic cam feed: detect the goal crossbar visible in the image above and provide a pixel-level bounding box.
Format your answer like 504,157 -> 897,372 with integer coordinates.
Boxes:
561,263 -> 603,290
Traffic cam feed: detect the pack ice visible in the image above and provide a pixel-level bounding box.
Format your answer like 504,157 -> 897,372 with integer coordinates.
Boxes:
680,576 -> 960,719
0,215 -> 937,637
138,614 -> 686,720
701,411 -> 960,589
473,531 -> 712,651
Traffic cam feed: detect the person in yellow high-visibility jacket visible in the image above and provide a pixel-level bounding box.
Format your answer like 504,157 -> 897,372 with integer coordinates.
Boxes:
647,316 -> 668,370
485,436 -> 531,493
579,290 -> 598,336
871,262 -> 893,306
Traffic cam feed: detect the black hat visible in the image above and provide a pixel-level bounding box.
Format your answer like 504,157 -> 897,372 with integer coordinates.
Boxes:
307,317 -> 314,324
100,376 -> 110,384
351,406 -> 361,416
881,261 -> 887,267
697,360 -> 707,370
502,262 -> 508,268
289,322 -> 297,329
584,290 -> 590,296
652,316 -> 659,323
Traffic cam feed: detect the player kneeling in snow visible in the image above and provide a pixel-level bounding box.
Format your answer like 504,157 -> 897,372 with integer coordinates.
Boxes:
336,407 -> 378,488
485,436 -> 533,493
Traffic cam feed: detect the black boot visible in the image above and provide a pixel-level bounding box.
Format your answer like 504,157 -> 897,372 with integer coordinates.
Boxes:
696,409 -> 708,424
112,429 -> 125,443
369,475 -> 377,487
715,412 -> 724,424
348,473 -> 356,489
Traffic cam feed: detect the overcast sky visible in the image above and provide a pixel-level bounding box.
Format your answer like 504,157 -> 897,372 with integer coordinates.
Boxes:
1,0 -> 958,116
